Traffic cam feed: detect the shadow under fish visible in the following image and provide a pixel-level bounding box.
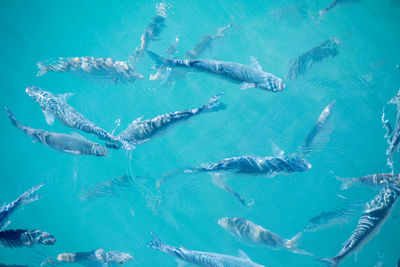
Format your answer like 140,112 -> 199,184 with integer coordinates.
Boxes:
5,107 -> 108,156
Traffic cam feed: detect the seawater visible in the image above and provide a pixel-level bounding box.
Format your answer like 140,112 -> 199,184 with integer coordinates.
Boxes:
0,0 -> 399,266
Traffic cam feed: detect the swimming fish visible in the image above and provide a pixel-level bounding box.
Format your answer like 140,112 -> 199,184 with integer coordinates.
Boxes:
37,57 -> 144,83
287,38 -> 339,80
316,184 -> 400,266
147,51 -> 285,92
107,93 -> 225,147
54,249 -> 133,266
218,217 -> 311,255
132,2 -> 167,59
0,229 -> 55,248
186,154 -> 311,177
382,88 -> 400,170
336,173 -> 400,190
5,107 -> 108,156
0,183 -> 44,230
317,0 -> 360,19
147,231 -> 264,267
303,100 -> 336,152
79,175 -> 133,201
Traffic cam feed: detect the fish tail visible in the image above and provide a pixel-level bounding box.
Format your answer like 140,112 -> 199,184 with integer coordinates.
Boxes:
285,232 -> 311,255
4,106 -> 21,128
147,231 -> 166,252
36,62 -> 49,77
202,92 -> 226,113
335,176 -> 356,190
20,182 -> 45,205
146,50 -> 171,68
315,257 -> 339,267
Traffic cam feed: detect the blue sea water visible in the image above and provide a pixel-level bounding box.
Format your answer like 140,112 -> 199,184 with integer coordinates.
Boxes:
0,0 -> 400,266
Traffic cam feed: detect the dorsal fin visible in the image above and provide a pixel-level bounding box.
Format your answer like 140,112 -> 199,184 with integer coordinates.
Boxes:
250,56 -> 262,71
238,249 -> 251,260
58,92 -> 75,102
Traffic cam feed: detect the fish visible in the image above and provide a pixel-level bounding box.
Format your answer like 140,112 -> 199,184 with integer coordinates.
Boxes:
79,175 -> 133,201
54,249 -> 133,266
132,2 -> 167,59
36,57 -> 144,83
316,184 -> 400,266
287,38 -> 339,80
303,100 -> 336,152
147,51 -> 285,92
382,88 -> 400,170
5,107 -> 108,156
317,0 -> 360,19
25,86 -> 118,145
0,183 -> 44,230
336,173 -> 400,190
186,154 -> 311,177
0,229 -> 56,248
218,217 -> 311,255
147,231 -> 264,267
107,93 -> 225,147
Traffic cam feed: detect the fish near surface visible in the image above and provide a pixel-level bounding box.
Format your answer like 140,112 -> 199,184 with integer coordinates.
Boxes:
147,232 -> 264,267
218,217 -> 311,255
5,107 -> 107,156
147,51 -> 285,92
316,184 -> 400,266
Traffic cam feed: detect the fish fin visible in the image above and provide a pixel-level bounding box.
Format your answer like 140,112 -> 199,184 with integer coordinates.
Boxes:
335,176 -> 357,190
250,56 -> 262,71
20,182 -> 45,205
240,82 -> 255,90
284,232 -> 303,250
147,231 -> 165,251
42,110 -> 54,126
64,150 -> 82,155
120,140 -> 136,151
0,221 -> 11,231
4,106 -> 21,128
146,50 -> 169,68
131,116 -> 143,124
271,142 -> 285,157
58,92 -> 74,101
36,62 -> 49,76
237,249 -> 251,260
202,92 -> 226,113
175,258 -> 188,267
314,257 -> 339,266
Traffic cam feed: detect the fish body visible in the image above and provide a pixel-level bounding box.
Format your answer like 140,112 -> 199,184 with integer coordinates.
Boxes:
5,107 -> 107,156
25,86 -> 115,143
112,94 -> 225,146
287,38 -> 339,80
0,229 -> 55,248
317,185 -> 400,266
147,232 -> 264,267
56,249 -> 133,266
218,217 -> 309,255
0,183 -> 44,230
189,155 -> 311,177
37,57 -> 143,83
147,51 -> 285,92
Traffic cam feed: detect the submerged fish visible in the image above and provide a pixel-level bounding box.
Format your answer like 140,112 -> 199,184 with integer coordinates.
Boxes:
316,185 -> 400,266
303,100 -> 336,151
25,86 -> 117,145
147,232 -> 264,267
107,93 -> 225,147
147,51 -> 285,92
132,2 -> 167,59
186,155 -> 311,177
55,249 -> 133,266
5,107 -> 108,156
382,88 -> 400,170
79,175 -> 133,201
37,57 -> 143,83
287,38 -> 339,80
218,217 -> 311,255
336,173 -> 400,190
0,229 -> 55,248
0,183 -> 44,230
317,0 -> 360,19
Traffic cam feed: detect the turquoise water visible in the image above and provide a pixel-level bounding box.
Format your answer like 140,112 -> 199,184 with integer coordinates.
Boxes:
1,0 -> 400,266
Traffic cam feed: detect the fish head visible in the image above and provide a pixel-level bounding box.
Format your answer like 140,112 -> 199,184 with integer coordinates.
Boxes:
259,76 -> 286,92
107,251 -> 134,264
92,144 -> 108,157
288,157 -> 312,172
304,223 -> 317,232
217,217 -> 230,228
25,86 -> 48,105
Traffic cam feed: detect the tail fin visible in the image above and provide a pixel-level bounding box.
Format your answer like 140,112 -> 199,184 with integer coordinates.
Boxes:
146,51 -> 169,68
147,231 -> 165,251
20,182 -> 45,205
335,176 -> 357,190
284,232 -> 313,256
315,257 -> 338,267
36,62 -> 49,77
4,106 -> 21,128
202,93 -> 226,113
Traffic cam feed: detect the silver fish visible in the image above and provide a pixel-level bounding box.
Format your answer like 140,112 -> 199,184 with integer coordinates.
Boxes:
53,249 -> 133,266
0,229 -> 55,248
5,107 -> 107,156
316,185 -> 400,266
218,217 -> 311,255
147,232 -> 264,267
37,57 -> 143,83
